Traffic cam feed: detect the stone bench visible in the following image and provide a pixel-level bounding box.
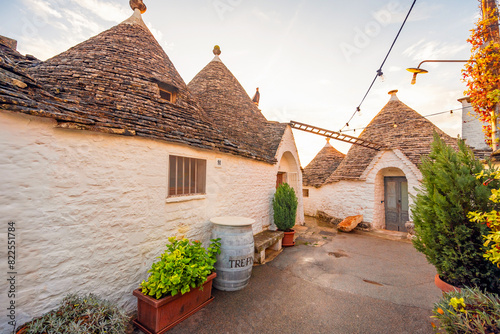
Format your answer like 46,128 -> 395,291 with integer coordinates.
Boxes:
253,230 -> 284,264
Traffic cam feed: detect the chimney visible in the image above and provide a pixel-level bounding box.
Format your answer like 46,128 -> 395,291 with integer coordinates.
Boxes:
0,35 -> 17,51
388,89 -> 399,101
252,87 -> 260,106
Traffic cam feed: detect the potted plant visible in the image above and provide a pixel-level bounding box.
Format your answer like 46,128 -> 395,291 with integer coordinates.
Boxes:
133,237 -> 221,334
273,182 -> 298,247
412,134 -> 500,294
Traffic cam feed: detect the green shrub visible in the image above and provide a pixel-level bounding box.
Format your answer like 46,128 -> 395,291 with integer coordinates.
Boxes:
273,183 -> 298,232
412,133 -> 500,293
140,237 -> 221,299
432,287 -> 500,333
16,293 -> 129,334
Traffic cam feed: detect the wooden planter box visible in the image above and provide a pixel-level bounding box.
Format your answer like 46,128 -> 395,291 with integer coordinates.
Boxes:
133,272 -> 216,334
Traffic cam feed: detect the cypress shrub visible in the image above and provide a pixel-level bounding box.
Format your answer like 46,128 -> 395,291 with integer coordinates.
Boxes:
412,133 -> 500,293
273,183 -> 298,232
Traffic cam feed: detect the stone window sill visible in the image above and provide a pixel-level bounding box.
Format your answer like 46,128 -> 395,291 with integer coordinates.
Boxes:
166,194 -> 206,203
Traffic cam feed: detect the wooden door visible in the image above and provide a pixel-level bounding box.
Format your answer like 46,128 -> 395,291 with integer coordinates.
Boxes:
384,177 -> 409,231
276,172 -> 286,189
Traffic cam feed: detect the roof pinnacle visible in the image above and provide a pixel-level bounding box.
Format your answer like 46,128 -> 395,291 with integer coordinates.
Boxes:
130,0 -> 147,14
212,45 -> 222,62
388,89 -> 400,101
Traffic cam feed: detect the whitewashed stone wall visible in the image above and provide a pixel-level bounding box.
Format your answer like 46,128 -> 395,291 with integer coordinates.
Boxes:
460,98 -> 490,150
303,150 -> 422,229
0,111 -> 301,331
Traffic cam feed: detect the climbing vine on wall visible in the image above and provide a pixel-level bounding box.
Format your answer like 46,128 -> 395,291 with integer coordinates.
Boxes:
463,3 -> 500,147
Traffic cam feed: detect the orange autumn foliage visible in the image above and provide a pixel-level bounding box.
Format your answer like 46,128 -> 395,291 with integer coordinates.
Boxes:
463,4 -> 500,147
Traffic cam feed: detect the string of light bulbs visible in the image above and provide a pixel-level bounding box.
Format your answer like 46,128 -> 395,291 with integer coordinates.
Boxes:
340,0 -> 418,132
340,105 -> 470,133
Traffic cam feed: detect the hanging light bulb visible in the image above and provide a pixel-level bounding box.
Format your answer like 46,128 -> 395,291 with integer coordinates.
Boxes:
356,106 -> 362,117
377,69 -> 385,82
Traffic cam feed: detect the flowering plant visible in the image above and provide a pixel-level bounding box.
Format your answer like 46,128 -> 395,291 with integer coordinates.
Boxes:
468,170 -> 500,268
431,287 -> 500,333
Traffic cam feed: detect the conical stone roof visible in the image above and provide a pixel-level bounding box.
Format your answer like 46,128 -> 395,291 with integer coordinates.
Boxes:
326,92 -> 458,183
303,141 -> 345,187
188,49 -> 285,162
25,9 -> 248,157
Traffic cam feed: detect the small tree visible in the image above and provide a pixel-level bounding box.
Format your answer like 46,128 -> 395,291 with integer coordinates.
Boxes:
273,183 -> 298,232
463,1 -> 500,148
412,133 -> 500,293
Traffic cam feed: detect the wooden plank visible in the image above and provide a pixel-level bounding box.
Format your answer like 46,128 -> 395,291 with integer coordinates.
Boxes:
289,120 -> 385,150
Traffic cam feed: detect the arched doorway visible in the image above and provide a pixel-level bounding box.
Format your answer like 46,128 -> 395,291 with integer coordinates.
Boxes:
276,151 -> 300,193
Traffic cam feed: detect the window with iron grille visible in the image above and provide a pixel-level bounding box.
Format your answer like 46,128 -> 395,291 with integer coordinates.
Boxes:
168,155 -> 206,197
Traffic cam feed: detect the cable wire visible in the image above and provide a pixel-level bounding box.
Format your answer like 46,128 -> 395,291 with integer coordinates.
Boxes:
340,106 -> 469,133
340,0 -> 418,132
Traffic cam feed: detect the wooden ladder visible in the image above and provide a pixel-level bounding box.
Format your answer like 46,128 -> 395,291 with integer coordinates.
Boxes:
289,120 -> 385,151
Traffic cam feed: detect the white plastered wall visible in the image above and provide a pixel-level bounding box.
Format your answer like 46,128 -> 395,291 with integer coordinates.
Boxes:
303,149 -> 422,229
0,111 -> 291,330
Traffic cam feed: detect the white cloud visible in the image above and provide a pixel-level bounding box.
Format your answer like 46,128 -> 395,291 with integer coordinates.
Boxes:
63,8 -> 101,36
403,39 -> 468,62
146,21 -> 164,44
373,1 -> 443,25
388,66 -> 401,72
252,8 -> 281,24
72,0 -> 129,23
22,0 -> 63,19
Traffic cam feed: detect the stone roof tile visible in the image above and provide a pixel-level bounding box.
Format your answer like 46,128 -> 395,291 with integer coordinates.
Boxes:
326,94 -> 459,183
303,141 -> 345,187
0,10 -> 282,163
188,52 -> 283,163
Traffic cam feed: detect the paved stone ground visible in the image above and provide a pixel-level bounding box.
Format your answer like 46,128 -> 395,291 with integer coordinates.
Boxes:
135,217 -> 442,334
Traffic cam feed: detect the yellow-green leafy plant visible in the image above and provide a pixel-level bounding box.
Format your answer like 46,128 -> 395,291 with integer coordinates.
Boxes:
468,170 -> 500,268
140,237 -> 221,299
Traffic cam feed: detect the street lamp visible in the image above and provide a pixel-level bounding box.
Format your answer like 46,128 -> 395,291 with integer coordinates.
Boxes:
406,60 -> 469,85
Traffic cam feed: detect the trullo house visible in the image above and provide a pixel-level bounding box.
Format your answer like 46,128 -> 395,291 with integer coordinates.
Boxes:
0,2 -> 303,329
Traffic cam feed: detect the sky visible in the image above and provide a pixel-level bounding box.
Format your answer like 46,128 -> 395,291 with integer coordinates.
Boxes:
0,0 -> 482,166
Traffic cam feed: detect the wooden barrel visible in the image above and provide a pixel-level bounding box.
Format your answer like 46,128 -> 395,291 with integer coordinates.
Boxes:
210,217 -> 255,291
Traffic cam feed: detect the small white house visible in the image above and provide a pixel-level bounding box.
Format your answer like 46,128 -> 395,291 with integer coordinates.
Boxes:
303,91 -> 460,231
0,4 -> 303,330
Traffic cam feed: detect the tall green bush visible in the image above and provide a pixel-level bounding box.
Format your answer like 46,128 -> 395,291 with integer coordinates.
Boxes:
273,183 -> 298,232
412,133 -> 500,293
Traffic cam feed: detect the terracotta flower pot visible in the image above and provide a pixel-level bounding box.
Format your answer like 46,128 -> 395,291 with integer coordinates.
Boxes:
282,229 -> 295,247
434,274 -> 461,294
133,272 -> 216,334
